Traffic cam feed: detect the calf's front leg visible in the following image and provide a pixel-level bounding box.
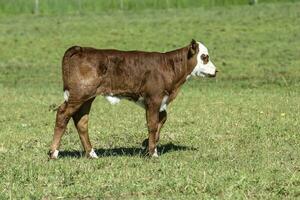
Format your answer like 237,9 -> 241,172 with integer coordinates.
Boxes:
145,104 -> 160,157
142,107 -> 167,156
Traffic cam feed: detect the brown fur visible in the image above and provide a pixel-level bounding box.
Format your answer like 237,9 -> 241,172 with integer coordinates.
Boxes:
50,40 -> 200,158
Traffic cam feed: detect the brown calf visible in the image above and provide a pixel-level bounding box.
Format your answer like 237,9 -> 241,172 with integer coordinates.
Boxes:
49,39 -> 217,159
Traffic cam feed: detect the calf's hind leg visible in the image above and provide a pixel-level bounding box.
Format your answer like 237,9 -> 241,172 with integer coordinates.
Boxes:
50,102 -> 82,159
72,97 -> 98,158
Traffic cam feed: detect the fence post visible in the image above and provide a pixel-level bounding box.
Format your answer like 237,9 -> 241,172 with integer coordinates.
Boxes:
35,0 -> 39,14
120,0 -> 124,10
78,0 -> 82,13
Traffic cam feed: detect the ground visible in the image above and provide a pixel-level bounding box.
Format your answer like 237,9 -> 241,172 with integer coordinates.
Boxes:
0,2 -> 299,199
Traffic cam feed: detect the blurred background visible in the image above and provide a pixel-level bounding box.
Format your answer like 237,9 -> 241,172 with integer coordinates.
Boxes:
0,0 -> 298,14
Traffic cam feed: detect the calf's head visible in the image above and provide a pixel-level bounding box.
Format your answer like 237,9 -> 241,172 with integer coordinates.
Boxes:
189,40 -> 217,77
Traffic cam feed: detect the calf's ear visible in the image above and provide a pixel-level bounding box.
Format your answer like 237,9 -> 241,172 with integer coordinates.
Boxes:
188,39 -> 199,58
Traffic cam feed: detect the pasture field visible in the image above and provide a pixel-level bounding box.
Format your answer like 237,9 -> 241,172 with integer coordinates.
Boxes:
1,0 -> 299,15
0,2 -> 300,199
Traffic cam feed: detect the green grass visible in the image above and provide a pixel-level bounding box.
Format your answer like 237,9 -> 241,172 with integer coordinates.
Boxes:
0,2 -> 300,199
0,0 -> 300,15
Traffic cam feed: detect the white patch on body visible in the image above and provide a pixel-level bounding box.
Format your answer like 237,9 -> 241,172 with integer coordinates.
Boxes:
89,149 -> 98,158
105,95 -> 145,109
105,96 -> 121,105
52,149 -> 59,159
64,90 -> 69,102
152,148 -> 158,157
159,95 -> 169,112
190,42 -> 216,77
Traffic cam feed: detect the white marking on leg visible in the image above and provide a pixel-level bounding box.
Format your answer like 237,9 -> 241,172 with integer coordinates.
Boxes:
52,149 -> 59,159
152,148 -> 158,157
159,95 -> 169,112
105,96 -> 121,105
89,149 -> 98,158
64,90 -> 69,102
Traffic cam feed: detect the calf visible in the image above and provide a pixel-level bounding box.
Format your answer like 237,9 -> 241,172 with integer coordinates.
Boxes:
49,39 -> 217,159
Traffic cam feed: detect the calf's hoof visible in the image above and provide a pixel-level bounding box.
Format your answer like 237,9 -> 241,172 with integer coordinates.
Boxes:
49,150 -> 59,159
142,139 -> 159,158
152,148 -> 159,158
87,149 -> 98,159
146,148 -> 158,158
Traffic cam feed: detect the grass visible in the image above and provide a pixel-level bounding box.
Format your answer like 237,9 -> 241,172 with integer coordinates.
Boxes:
0,2 -> 300,199
0,0 -> 300,15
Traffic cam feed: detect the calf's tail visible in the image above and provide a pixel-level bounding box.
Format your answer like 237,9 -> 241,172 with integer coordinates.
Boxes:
62,46 -> 82,102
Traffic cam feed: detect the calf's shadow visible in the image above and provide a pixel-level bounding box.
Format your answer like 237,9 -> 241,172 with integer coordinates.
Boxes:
58,142 -> 196,159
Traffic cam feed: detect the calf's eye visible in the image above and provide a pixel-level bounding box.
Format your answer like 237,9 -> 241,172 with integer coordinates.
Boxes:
200,54 -> 209,64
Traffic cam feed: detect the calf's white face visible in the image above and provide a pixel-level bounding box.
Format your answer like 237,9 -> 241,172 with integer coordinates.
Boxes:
191,42 -> 217,77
